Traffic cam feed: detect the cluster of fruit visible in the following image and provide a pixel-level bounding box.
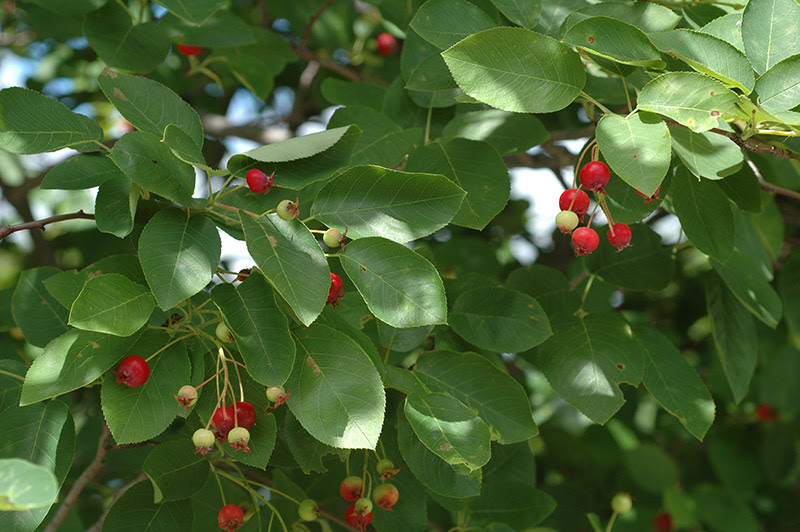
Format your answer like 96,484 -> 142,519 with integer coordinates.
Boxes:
611,492 -> 674,531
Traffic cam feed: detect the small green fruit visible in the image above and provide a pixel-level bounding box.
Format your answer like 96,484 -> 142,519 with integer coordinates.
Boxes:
298,499 -> 319,521
611,492 -> 632,514
276,199 -> 299,221
556,210 -> 579,234
216,322 -> 234,343
323,227 -> 343,248
266,386 -> 286,403
354,497 -> 373,515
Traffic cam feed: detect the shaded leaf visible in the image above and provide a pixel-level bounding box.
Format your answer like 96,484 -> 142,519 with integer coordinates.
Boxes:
69,274 -> 154,337
11,268 -> 69,348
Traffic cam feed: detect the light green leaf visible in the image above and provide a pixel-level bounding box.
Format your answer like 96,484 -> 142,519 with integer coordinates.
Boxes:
102,482 -> 192,531
409,0 -> 496,49
0,87 -> 102,154
154,0 -> 226,23
741,0 -> 800,75
414,351 -> 538,443
101,332 -> 190,444
490,0 -> 540,29
138,209 -> 221,311
327,107 -> 422,167
11,268 -> 69,348
0,459 -> 58,511
586,224 -> 674,291
560,2 -> 680,34
537,313 -> 643,424
95,175 -> 138,238
469,481 -> 556,529
717,164 -> 762,213
340,237 -> 447,328
637,326 -> 715,440
755,55 -> 800,114
711,249 -> 782,328
405,53 -> 458,93
68,274 -> 154,336
211,271 -> 296,387
701,13 -> 745,53
404,393 -> 491,470
240,213 -> 329,326
649,29 -> 755,93
163,124 -> 212,171
563,16 -> 665,68
670,126 -> 743,180
287,324 -> 385,449
143,439 -> 209,502
41,154 -> 119,190
110,131 -> 195,204
595,112 -> 671,196
442,27 -> 585,113
450,286 -> 551,352
376,322 -> 433,353
637,73 -> 739,133
310,165 -> 465,243
442,109 -> 549,156
405,139 -> 509,230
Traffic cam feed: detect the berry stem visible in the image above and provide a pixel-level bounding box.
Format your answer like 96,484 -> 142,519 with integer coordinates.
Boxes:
214,183 -> 246,204
621,76 -> 632,114
196,368 -> 225,390
597,196 -> 616,231
0,369 -> 25,381
579,91 -> 614,115
218,348 -> 238,427
210,466 -> 228,505
215,470 -> 290,532
300,215 -> 315,224
230,352 -> 246,403
586,202 -> 601,227
144,332 -> 196,362
580,274 -> 596,310
605,511 -> 618,532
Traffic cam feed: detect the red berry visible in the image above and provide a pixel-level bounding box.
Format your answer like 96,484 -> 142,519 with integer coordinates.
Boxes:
572,227 -> 599,256
340,476 -> 364,501
345,502 -> 373,530
113,355 -> 150,387
245,169 -> 275,194
580,161 -> 610,193
635,185 -> 661,204
326,272 -> 345,308
212,405 -> 235,440
218,504 -> 244,531
233,401 -> 256,429
559,189 -> 590,220
236,268 -> 251,282
177,44 -> 202,56
654,511 -> 673,531
606,223 -> 632,251
376,32 -> 398,56
372,483 -> 399,511
756,403 -> 778,422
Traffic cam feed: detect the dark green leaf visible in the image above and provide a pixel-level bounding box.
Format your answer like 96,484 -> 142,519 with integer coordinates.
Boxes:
154,0 -> 226,23
41,154 -> 119,190
711,249 -> 782,328
624,444 -> 678,493
409,0 -> 496,49
669,126 -> 743,180
143,439 -> 209,502
741,0 -> 800,75
442,110 -> 549,156
320,79 -> 386,110
490,0 -> 541,29
755,55 -> 800,114
102,481 -> 192,531
563,16 -> 665,68
327,107 -> 421,167
95,175 -> 138,238
11,268 -> 69,348
587,224 -> 674,291
468,481 -> 556,528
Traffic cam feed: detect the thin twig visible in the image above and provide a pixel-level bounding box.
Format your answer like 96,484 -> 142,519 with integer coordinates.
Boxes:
292,46 -> 360,82
662,120 -> 800,162
85,473 -> 147,532
43,425 -> 111,532
746,157 -> 800,201
299,0 -> 337,49
0,210 -> 95,240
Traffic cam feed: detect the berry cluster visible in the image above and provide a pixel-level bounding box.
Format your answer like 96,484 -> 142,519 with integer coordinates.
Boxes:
335,459 -> 401,530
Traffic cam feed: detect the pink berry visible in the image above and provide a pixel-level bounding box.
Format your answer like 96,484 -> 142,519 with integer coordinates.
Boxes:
556,210 -> 579,234
175,385 -> 198,410
572,227 -> 599,256
212,406 -> 235,440
376,32 -> 398,56
340,476 -> 364,501
245,169 -> 275,194
654,511 -> 673,531
232,401 -> 256,429
326,273 -> 345,308
606,223 -> 632,251
113,355 -> 150,387
579,161 -> 610,193
177,44 -> 202,56
227,427 -> 251,453
372,483 -> 399,511
559,189 -> 590,220
218,504 -> 244,531
345,502 -> 373,530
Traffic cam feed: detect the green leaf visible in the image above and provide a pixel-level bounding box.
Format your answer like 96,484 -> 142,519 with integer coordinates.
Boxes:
586,224 -> 674,291
702,13 -> 745,53
0,459 -> 58,511
327,107 -> 421,167
505,265 -> 580,317
405,139 -> 509,230
442,27 -> 585,113
560,2 -> 680,34
143,439 -> 209,502
211,271 -> 296,387
321,79 -> 387,110
741,0 -> 800,75
414,350 -> 538,443
755,55 -> 800,114
468,481 -> 556,528
160,11 -> 255,47
595,112 -> 671,197
101,332 -> 189,444
310,165 -> 465,243
41,154 -> 119,190
669,126 -> 743,180
706,274 -> 758,403
450,286 -> 551,352
84,2 -> 170,73
404,393 -> 491,470
404,53 -> 460,103
282,411 -> 348,474
376,322 -> 433,353
110,131 -> 195,205
536,313 -> 643,424
163,124 -> 211,172
20,329 -> 144,406
11,268 -> 69,348
69,274 -> 154,336
102,481 -> 192,531
649,29 -> 755,93
287,324 -> 385,449
240,213 -> 329,326
0,361 -> 25,415
154,0 -> 226,23
671,165 -> 734,261
563,16 -> 665,69
95,175 -> 139,238
708,438 -> 760,495
637,326 -> 715,440
138,209 -> 221,311
490,0 -> 540,29
779,249 -> 800,342
637,73 -> 739,133
0,87 -> 102,154
716,164 -> 762,213
340,237 -> 447,328
711,249 -> 782,328
409,0 -> 496,49
694,484 -> 758,532
442,109 -> 549,156
624,444 -> 678,493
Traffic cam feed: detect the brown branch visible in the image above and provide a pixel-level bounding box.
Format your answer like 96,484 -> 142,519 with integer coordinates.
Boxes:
663,119 -> 800,161
292,46 -> 361,82
85,473 -> 147,532
299,0 -> 337,49
746,157 -> 800,201
0,210 -> 95,240
43,425 -> 111,532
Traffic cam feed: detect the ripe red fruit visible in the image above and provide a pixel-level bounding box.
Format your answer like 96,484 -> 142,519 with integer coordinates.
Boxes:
233,401 -> 256,429
340,476 -> 364,501
756,403 -> 778,422
636,185 -> 661,204
245,169 -> 275,194
177,44 -> 202,56
345,502 -> 373,530
326,272 -> 345,308
607,223 -> 632,251
559,189 -> 590,220
580,161 -> 611,193
218,504 -> 244,531
236,268 -> 251,282
113,356 -> 150,387
654,511 -> 673,531
572,227 -> 599,256
212,405 -> 235,440
376,32 -> 398,56
372,483 -> 399,511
